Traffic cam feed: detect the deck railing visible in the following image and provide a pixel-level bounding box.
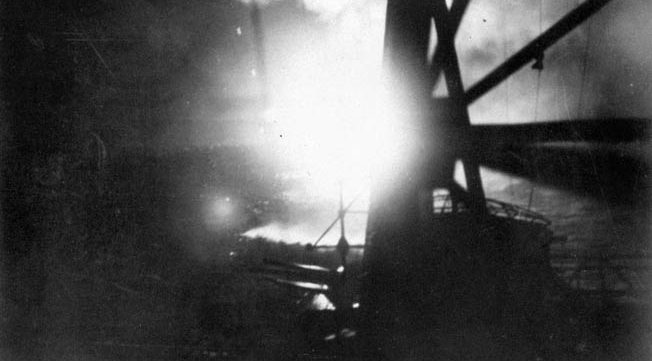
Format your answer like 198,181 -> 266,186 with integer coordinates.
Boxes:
432,194 -> 550,226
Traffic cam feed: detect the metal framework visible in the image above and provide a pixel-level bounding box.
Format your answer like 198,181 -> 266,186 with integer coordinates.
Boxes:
377,0 -> 615,212
361,0 -> 617,318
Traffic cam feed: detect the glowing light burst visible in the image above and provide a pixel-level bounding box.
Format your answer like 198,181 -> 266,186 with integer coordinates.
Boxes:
204,195 -> 241,230
262,0 -> 403,199
265,90 -> 399,199
243,0 -> 414,246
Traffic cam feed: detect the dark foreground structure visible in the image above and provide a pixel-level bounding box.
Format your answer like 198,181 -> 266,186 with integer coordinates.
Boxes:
356,1 -> 650,359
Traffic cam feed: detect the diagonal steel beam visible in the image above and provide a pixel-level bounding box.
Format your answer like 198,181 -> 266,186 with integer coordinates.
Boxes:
431,0 -> 466,112
431,0 -> 486,207
464,0 -> 613,105
429,0 -> 471,88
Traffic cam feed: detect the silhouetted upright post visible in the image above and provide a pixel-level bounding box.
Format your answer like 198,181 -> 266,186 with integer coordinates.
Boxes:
361,0 -> 433,341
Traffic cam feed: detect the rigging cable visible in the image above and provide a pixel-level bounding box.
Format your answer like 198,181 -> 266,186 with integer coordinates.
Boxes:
576,0 -> 593,119
528,0 -> 544,211
502,12 -> 515,197
527,68 -> 541,211
532,0 -> 544,124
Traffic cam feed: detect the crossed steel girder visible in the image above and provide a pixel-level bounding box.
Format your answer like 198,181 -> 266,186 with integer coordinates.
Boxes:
429,0 -> 485,207
361,0 -> 620,330
429,0 -> 614,107
383,0 -> 615,207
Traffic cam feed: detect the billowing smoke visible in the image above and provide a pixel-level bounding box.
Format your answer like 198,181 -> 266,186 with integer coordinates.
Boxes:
243,215 -> 368,245
241,0 -> 376,19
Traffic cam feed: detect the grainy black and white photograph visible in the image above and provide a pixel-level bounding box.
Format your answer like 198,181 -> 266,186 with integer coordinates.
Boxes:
1,0 -> 650,360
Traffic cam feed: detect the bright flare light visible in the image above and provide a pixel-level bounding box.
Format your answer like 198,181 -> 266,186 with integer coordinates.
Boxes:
261,1 -> 407,200
244,1 -> 418,246
205,195 -> 240,229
